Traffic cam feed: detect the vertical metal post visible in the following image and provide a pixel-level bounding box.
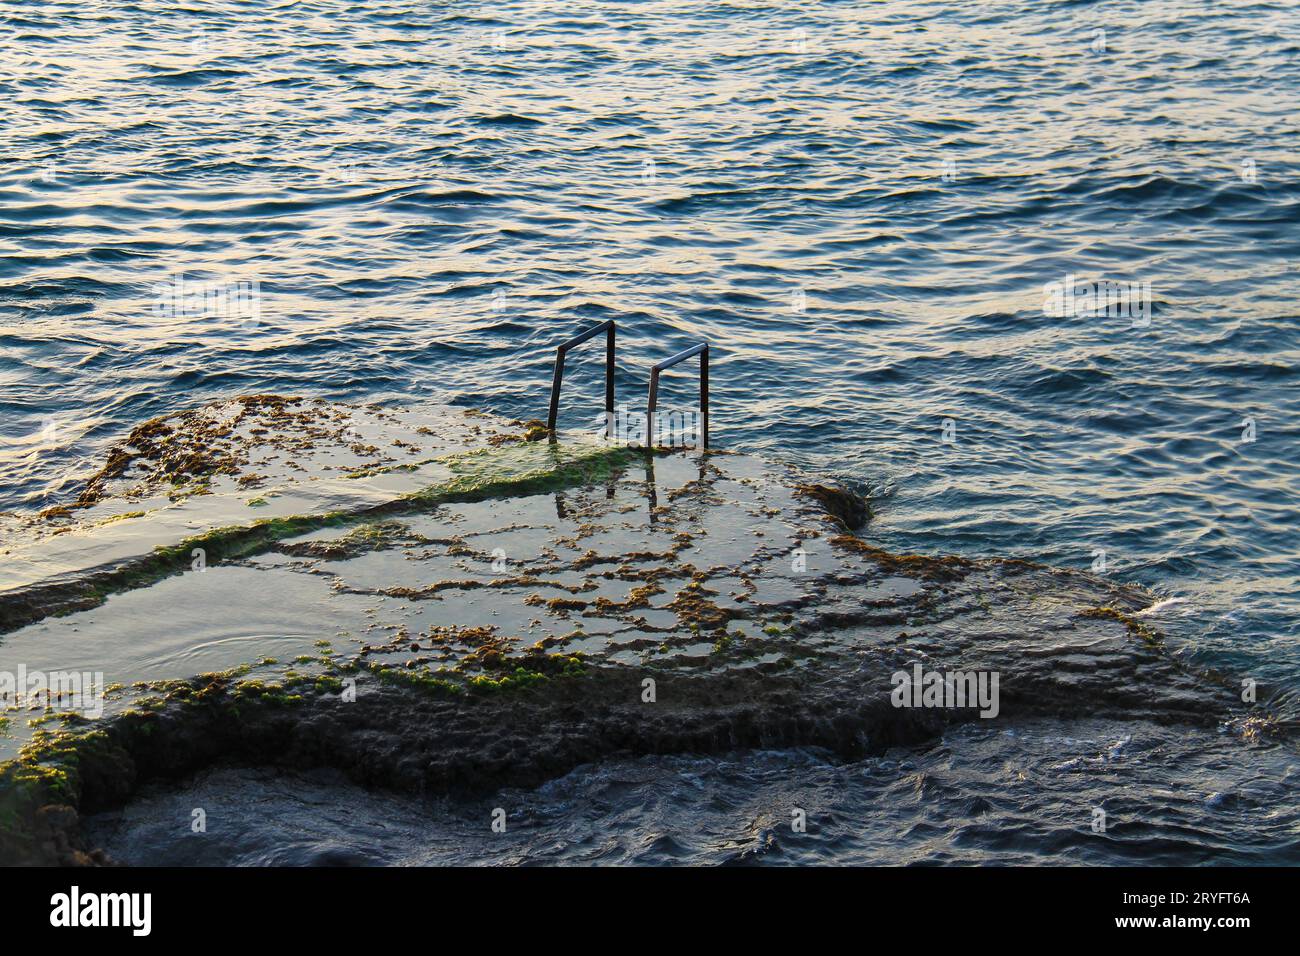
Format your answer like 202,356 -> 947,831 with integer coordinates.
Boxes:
547,356 -> 565,434
605,323 -> 615,435
700,345 -> 708,449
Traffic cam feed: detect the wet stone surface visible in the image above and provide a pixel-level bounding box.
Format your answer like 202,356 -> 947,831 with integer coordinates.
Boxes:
0,398 -> 1285,865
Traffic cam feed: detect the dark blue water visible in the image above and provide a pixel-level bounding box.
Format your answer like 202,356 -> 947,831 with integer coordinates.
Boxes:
88,730 -> 1300,866
2,0 -> 1297,768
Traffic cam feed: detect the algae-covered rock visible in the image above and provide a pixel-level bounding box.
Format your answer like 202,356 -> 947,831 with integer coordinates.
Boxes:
0,397 -> 1286,865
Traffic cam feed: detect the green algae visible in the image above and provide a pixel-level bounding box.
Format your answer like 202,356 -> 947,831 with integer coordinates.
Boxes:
281,520 -> 419,559
365,646 -> 588,698
311,675 -> 344,695
232,681 -> 305,707
415,442 -> 638,504
9,728 -> 131,808
372,665 -> 464,697
465,650 -> 587,692
467,668 -> 549,693
94,510 -> 148,527
341,460 -> 433,480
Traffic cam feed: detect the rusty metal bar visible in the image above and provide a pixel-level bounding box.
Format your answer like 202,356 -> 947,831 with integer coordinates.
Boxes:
646,342 -> 709,449
547,320 -> 615,436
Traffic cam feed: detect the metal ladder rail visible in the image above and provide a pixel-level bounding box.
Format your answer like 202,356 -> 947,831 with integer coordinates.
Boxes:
546,320 -> 615,437
646,342 -> 709,450
546,321 -> 710,449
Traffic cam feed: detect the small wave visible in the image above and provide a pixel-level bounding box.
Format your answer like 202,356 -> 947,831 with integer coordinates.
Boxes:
139,68 -> 245,87
1135,597 -> 1190,617
473,113 -> 543,127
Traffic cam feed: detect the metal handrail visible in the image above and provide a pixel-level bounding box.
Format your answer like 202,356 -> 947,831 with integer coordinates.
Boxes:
546,320 -> 615,436
647,342 -> 709,449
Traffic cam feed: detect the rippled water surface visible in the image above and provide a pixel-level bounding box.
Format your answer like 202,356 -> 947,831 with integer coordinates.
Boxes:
89,722 -> 1300,866
3,0 -> 1299,863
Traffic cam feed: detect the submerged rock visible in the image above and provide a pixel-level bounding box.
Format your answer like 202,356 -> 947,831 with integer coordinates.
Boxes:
0,398 -> 1283,865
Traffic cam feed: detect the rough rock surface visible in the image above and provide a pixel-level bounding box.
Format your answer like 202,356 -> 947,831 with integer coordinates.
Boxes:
0,398 -> 1275,865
